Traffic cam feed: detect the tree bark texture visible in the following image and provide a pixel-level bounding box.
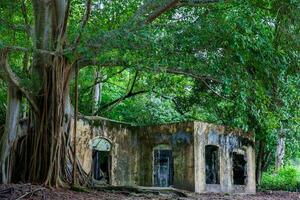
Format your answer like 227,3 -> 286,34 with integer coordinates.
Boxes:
93,68 -> 102,114
275,126 -> 286,170
0,84 -> 22,184
10,0 -> 76,187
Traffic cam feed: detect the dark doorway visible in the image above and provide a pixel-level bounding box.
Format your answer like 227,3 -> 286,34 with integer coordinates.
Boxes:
232,152 -> 246,185
92,150 -> 111,183
153,149 -> 173,187
205,145 -> 220,184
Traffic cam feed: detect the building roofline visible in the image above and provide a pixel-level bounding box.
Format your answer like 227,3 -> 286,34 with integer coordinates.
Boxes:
81,115 -> 253,139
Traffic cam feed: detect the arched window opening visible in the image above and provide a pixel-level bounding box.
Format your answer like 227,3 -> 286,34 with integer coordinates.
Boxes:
205,145 -> 220,184
90,137 -> 112,184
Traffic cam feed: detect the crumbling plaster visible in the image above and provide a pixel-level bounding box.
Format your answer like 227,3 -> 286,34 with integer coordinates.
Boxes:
73,117 -> 255,193
194,122 -> 256,193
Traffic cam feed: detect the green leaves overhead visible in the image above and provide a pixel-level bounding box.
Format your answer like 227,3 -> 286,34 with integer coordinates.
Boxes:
0,0 -> 299,162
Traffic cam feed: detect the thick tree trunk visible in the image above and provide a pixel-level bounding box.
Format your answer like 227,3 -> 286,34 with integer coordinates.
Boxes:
275,126 -> 285,170
11,61 -> 69,185
0,83 -> 22,183
3,0 -> 89,187
14,0 -> 75,186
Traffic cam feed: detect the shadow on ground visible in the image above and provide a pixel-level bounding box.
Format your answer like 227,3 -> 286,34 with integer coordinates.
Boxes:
1,184 -> 299,200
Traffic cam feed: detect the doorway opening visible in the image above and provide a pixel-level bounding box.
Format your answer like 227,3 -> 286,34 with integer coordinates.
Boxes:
90,137 -> 112,184
153,145 -> 173,187
92,150 -> 111,183
232,152 -> 246,185
205,145 -> 220,184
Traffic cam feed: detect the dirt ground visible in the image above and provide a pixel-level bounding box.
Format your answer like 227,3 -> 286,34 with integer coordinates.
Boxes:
0,184 -> 300,200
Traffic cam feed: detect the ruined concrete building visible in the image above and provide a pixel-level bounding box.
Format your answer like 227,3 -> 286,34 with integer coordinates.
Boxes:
75,117 -> 256,193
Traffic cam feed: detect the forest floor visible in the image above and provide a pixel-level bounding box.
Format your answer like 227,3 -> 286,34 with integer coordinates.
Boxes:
0,184 -> 300,200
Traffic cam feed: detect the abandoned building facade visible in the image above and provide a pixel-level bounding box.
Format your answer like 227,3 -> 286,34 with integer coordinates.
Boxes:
75,117 -> 256,193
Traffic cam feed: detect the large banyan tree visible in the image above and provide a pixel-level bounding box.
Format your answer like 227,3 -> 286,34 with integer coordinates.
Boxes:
0,0 -> 223,187
1,0 -> 299,188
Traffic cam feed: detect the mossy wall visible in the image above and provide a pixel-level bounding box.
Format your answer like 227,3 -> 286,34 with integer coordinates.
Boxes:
73,118 -> 136,186
74,118 -> 255,193
134,122 -> 195,191
194,122 -> 255,193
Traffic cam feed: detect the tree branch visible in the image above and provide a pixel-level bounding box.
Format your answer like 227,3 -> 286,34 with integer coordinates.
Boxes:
201,79 -> 233,102
179,0 -> 227,6
77,58 -> 127,69
94,70 -> 145,115
0,49 -> 39,114
0,18 -> 27,32
73,0 -> 93,50
21,0 -> 32,36
1,45 -> 58,56
152,90 -> 186,115
128,71 -> 138,94
97,90 -> 148,114
144,66 -> 233,101
81,67 -> 128,94
79,58 -> 228,102
78,58 -> 221,84
145,0 -> 180,24
130,0 -> 222,26
87,0 -> 224,52
144,66 -> 221,83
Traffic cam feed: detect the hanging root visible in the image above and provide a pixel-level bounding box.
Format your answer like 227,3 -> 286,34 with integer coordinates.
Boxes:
7,58 -> 90,188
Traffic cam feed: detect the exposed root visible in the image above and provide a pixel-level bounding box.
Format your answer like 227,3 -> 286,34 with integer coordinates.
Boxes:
15,187 -> 45,200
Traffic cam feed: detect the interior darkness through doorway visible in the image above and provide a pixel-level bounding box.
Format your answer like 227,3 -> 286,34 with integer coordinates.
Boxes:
92,150 -> 111,183
232,152 -> 246,185
205,145 -> 220,184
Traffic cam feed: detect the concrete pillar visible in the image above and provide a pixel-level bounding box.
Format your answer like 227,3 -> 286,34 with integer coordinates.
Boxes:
220,137 -> 233,193
194,122 -> 206,193
246,145 -> 256,193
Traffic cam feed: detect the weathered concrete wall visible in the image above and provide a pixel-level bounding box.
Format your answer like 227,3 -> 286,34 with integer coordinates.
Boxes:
73,117 -> 136,186
73,118 -> 255,193
194,122 -> 255,194
246,145 -> 256,193
134,122 -> 195,191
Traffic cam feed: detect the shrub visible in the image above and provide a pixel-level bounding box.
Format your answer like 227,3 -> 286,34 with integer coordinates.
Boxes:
261,166 -> 300,191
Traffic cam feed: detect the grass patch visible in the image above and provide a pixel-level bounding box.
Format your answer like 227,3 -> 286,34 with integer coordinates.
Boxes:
260,166 -> 300,192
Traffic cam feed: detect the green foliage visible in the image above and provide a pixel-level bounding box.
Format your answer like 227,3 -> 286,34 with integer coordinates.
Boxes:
105,93 -> 185,125
0,0 -> 299,176
38,0 -> 300,160
261,166 -> 300,191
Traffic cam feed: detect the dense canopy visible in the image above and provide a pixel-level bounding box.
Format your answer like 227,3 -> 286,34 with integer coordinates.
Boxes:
0,0 -> 299,188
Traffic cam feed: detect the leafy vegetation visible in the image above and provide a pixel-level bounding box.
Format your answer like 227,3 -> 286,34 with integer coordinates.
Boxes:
261,166 -> 300,191
0,0 -> 299,187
